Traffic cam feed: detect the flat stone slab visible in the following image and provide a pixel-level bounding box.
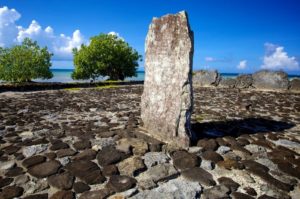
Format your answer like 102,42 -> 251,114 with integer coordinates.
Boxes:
141,11 -> 194,147
28,160 -> 61,178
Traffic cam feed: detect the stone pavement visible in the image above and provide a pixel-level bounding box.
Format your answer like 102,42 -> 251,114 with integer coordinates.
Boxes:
0,85 -> 299,198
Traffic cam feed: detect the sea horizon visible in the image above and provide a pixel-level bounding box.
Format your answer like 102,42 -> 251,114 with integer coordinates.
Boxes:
39,68 -> 300,83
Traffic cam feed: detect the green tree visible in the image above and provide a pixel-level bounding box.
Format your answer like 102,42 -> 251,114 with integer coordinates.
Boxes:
0,38 -> 53,83
72,33 -> 142,81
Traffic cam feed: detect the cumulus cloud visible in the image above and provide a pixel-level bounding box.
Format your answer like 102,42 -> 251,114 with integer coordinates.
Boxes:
237,60 -> 247,69
205,57 -> 215,62
262,43 -> 299,71
108,31 -> 124,41
0,6 -> 86,60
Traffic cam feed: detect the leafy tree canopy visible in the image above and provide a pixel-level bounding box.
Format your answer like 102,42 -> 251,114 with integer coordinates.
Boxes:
72,33 -> 142,81
0,38 -> 53,82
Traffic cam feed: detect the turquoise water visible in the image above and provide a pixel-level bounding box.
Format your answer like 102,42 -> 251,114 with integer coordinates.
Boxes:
35,69 -> 145,82
33,69 -> 299,83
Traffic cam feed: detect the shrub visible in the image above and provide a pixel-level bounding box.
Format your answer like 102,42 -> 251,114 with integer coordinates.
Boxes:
0,38 -> 53,82
72,33 -> 142,81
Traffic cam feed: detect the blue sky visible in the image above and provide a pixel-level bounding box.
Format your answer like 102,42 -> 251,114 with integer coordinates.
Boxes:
1,0 -> 300,74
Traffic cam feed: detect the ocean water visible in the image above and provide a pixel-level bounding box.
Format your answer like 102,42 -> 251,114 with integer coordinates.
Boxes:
33,69 -> 299,83
35,69 -> 145,83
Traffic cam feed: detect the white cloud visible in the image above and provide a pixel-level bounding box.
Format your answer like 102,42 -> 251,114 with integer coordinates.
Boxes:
237,60 -> 247,69
108,31 -> 124,41
0,6 -> 21,47
205,57 -> 215,62
0,6 -> 86,60
262,43 -> 299,71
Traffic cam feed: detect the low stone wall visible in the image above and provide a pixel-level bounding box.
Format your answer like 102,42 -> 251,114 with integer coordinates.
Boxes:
0,81 -> 144,92
193,70 -> 300,92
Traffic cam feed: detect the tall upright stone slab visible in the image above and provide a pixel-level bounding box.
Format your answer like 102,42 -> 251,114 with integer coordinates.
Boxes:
141,11 -> 194,147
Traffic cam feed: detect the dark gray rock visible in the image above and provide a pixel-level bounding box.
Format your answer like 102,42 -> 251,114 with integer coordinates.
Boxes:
50,190 -> 74,199
106,175 -> 137,193
202,185 -> 230,199
290,78 -> 300,91
97,146 -> 126,166
0,185 -> 24,199
22,155 -> 46,168
28,161 -> 61,178
194,70 -> 221,87
47,172 -> 74,190
78,189 -> 111,199
218,78 -> 236,88
235,74 -> 253,89
181,167 -> 216,186
252,70 -> 289,90
172,150 -> 199,170
73,182 -> 90,193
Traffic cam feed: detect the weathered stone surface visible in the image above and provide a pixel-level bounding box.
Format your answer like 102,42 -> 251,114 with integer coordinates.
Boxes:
217,177 -> 240,192
56,148 -> 76,158
73,182 -> 90,193
28,160 -> 61,178
0,185 -> 24,199
141,11 -> 194,147
106,175 -> 136,193
202,185 -> 230,199
197,138 -> 218,151
219,78 -> 236,88
116,138 -> 148,156
78,189 -> 111,199
172,150 -> 199,170
50,190 -> 74,199
252,70 -> 289,90
22,155 -> 46,168
23,194 -> 48,199
117,156 -> 146,177
181,167 -> 216,186
132,177 -> 202,199
137,163 -> 178,183
0,177 -> 13,188
47,172 -> 74,190
65,160 -> 105,185
194,70 -> 221,87
143,152 -> 169,168
201,151 -> 224,164
102,164 -> 119,177
290,78 -> 300,91
235,74 -> 253,89
231,192 -> 255,199
97,146 -> 126,166
0,160 -> 15,170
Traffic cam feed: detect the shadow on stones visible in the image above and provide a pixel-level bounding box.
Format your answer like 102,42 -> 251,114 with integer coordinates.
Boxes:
191,117 -> 295,145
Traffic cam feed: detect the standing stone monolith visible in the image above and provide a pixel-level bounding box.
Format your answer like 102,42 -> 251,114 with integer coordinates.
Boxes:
141,11 -> 194,147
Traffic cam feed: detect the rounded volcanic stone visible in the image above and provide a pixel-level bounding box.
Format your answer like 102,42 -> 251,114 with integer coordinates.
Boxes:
56,149 -> 76,158
50,190 -> 74,199
50,140 -> 69,151
102,165 -> 119,177
97,146 -> 126,166
217,177 -> 240,192
172,150 -> 199,170
217,159 -> 244,170
48,172 -> 74,190
0,177 -> 13,188
201,151 -> 224,164
202,185 -> 230,199
231,192 -> 255,199
197,139 -> 218,151
78,189 -> 112,199
28,160 -> 61,178
106,175 -> 137,193
73,149 -> 96,161
22,155 -> 46,168
0,185 -> 24,199
73,182 -> 90,193
65,160 -> 105,185
23,193 -> 48,199
73,140 -> 91,150
3,145 -> 20,155
117,156 -> 146,177
181,167 -> 216,186
243,187 -> 257,196
5,167 -> 24,177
